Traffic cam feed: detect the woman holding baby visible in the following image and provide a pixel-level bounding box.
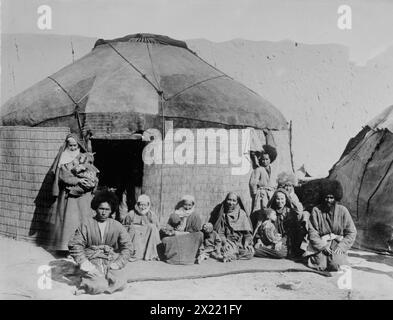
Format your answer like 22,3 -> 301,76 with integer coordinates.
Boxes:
48,133 -> 99,256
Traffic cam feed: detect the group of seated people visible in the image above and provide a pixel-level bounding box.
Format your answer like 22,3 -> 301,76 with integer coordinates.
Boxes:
67,167 -> 357,295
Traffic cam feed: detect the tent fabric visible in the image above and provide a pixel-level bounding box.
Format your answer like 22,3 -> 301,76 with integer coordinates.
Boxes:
1,34 -> 288,132
329,105 -> 393,253
366,104 -> 393,132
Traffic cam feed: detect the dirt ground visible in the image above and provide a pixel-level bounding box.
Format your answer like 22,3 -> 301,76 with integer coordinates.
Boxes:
1,235 -> 392,300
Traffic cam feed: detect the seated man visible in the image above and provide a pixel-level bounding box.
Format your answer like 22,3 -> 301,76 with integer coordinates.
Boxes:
68,190 -> 132,295
306,179 -> 357,271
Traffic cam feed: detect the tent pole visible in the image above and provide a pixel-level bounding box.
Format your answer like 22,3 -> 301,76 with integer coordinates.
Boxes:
159,94 -> 165,222
289,120 -> 295,173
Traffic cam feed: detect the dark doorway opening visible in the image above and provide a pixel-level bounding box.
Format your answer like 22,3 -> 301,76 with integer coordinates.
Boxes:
91,139 -> 147,212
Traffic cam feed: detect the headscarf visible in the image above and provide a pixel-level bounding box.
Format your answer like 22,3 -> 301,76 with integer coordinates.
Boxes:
277,171 -> 298,187
174,194 -> 195,218
49,133 -> 86,197
210,192 -> 252,232
58,134 -> 81,165
268,188 -> 292,211
135,194 -> 151,215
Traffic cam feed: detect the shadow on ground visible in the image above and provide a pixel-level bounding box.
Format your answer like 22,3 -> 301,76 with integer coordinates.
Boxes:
48,259 -> 82,287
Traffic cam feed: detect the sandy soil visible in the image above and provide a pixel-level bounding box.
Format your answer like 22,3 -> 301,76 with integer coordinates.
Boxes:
1,235 -> 392,300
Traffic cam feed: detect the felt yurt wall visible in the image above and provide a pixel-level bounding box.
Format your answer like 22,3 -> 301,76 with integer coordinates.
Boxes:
143,127 -> 293,224
0,126 -> 70,243
329,105 -> 393,253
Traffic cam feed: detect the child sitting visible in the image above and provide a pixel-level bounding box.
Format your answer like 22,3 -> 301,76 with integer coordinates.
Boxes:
197,223 -> 223,263
254,208 -> 287,259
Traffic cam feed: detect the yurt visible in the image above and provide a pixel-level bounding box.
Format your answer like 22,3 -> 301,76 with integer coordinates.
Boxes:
0,33 -> 293,244
329,104 -> 393,253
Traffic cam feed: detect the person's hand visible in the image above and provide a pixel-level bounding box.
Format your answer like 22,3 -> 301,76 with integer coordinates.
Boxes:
333,247 -> 344,255
80,260 -> 101,277
79,178 -> 90,187
322,246 -> 333,256
255,239 -> 263,249
109,263 -> 120,270
275,241 -> 282,251
329,233 -> 337,240
80,260 -> 95,272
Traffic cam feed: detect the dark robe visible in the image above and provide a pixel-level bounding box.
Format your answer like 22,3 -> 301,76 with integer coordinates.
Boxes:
68,217 -> 132,294
307,203 -> 357,271
48,164 -> 94,251
160,212 -> 203,265
209,202 -> 254,260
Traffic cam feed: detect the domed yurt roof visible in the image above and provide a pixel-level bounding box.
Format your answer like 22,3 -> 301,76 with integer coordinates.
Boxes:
1,33 -> 288,135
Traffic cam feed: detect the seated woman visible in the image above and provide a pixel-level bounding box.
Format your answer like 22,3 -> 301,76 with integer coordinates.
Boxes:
120,194 -> 160,261
276,171 -> 304,212
276,171 -> 310,256
209,192 -> 254,262
266,188 -> 304,258
254,208 -> 286,259
159,195 -> 203,265
68,190 -> 132,295
306,179 -> 357,271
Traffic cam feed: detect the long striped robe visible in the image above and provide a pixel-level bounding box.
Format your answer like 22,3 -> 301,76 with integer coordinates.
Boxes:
68,217 -> 132,294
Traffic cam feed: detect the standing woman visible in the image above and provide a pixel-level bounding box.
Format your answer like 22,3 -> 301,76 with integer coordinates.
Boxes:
209,192 -> 254,262
48,133 -> 97,255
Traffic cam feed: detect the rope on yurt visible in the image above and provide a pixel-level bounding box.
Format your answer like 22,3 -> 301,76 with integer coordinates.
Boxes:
188,48 -> 269,100
165,75 -> 227,101
146,42 -> 162,93
47,76 -> 85,142
105,42 -> 163,96
355,130 -> 387,219
142,41 -> 166,221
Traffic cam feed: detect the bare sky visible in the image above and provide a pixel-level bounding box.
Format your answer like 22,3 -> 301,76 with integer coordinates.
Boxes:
1,0 -> 393,64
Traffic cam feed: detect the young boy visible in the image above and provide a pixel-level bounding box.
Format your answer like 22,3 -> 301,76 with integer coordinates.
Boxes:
197,222 -> 223,263
249,146 -> 277,213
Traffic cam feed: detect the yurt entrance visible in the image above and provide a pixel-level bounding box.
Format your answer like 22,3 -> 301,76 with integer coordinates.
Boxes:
91,138 -> 147,210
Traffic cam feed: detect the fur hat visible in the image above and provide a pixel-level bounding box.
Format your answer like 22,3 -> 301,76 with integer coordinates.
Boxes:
320,179 -> 343,202
277,171 -> 298,186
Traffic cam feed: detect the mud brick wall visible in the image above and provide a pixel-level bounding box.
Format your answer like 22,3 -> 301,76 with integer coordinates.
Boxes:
0,126 -> 70,243
143,127 -> 293,225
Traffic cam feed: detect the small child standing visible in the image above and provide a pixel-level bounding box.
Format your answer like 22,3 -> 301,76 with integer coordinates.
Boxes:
249,146 -> 277,213
254,208 -> 287,259
197,223 -> 223,263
